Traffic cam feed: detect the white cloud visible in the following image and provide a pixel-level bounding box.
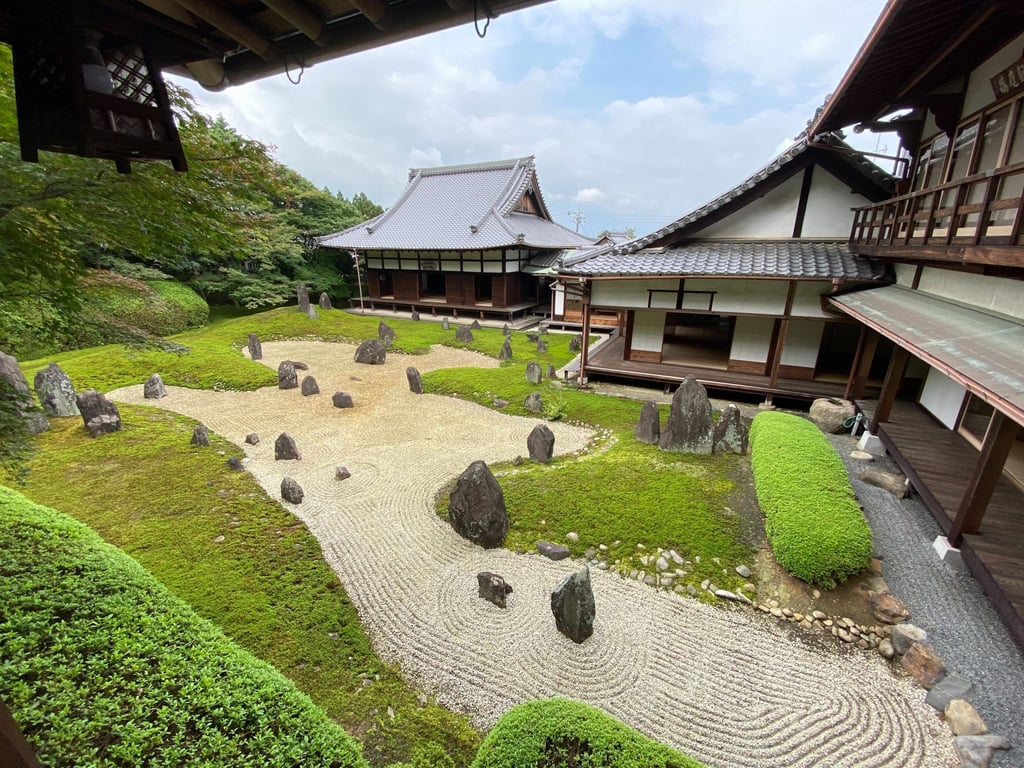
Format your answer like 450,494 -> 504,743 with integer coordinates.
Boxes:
575,187 -> 605,203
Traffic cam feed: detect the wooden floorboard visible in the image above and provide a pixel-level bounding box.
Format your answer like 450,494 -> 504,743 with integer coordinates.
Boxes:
859,399 -> 1024,649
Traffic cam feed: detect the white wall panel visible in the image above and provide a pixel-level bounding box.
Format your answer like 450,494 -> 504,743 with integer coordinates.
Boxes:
592,279 -> 678,309
780,320 -> 824,367
690,174 -> 802,239
790,281 -> 830,318
801,169 -> 871,238
686,279 -> 788,315
919,268 -> 1024,321
730,316 -> 772,362
632,311 -> 665,352
919,367 -> 967,429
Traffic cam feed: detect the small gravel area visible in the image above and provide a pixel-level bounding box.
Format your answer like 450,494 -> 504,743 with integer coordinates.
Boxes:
109,342 -> 958,768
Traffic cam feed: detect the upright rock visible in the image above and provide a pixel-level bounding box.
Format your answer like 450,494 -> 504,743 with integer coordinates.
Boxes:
0,351 -> 49,433
441,317 -> 450,330
525,361 -> 542,384
406,367 -> 423,394
307,305 -> 319,321
278,361 -> 298,389
455,325 -> 474,343
275,433 -> 301,460
498,337 -> 513,361
143,373 -> 167,400
281,477 -> 304,504
448,460 -> 508,548
332,392 -> 354,408
76,390 -> 120,437
378,320 -> 395,346
809,397 -> 856,434
247,333 -> 263,360
319,292 -> 332,310
354,339 -> 387,365
547,364 -> 557,379
502,324 -> 511,336
190,425 -> 211,447
524,392 -> 543,413
296,283 -> 310,313
635,400 -> 661,444
659,376 -> 713,454
712,404 -> 748,454
536,338 -> 548,354
551,566 -> 596,643
245,433 -> 260,445
470,319 -> 481,330
527,423 -> 555,463
569,335 -> 582,352
34,363 -> 79,416
410,310 -> 420,321
477,572 -> 513,608
301,375 -> 320,396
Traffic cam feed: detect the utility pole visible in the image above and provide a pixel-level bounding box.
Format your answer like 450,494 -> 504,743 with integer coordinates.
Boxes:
350,251 -> 365,313
568,207 -> 585,233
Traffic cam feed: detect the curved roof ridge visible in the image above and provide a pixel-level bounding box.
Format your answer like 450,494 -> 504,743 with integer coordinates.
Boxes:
413,155 -> 534,178
364,170 -> 424,234
488,157 -> 530,221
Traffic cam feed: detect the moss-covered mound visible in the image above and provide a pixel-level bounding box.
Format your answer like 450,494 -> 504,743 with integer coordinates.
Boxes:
470,699 -> 706,768
749,411 -> 872,589
0,486 -> 367,768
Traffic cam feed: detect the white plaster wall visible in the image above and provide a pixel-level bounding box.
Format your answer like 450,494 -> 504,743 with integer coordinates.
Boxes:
689,173 -> 803,239
730,316 -> 773,362
591,279 -> 679,309
482,261 -> 502,273
801,169 -> 873,238
441,260 -> 461,272
918,268 -> 1024,321
632,311 -> 665,353
780,320 -> 824,368
919,367 -> 967,429
963,33 -> 1024,117
790,281 -> 831,318
553,286 -> 565,316
894,263 -> 917,287
685,278 -> 788,315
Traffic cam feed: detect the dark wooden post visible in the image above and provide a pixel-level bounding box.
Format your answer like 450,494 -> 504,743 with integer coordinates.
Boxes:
847,328 -> 879,401
869,346 -> 909,432
578,282 -> 592,384
949,411 -> 1019,544
1,699 -> 42,768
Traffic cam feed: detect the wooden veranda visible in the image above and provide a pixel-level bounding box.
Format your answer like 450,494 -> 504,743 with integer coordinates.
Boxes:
859,400 -> 1024,650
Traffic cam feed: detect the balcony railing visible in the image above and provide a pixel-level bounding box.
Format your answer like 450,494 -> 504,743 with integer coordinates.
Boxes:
850,161 -> 1024,251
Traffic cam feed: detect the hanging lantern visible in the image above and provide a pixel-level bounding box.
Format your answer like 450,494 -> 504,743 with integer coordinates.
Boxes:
8,1 -> 188,173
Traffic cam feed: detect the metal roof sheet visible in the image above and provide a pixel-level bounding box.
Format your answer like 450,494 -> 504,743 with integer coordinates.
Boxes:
319,157 -> 592,251
832,285 -> 1024,423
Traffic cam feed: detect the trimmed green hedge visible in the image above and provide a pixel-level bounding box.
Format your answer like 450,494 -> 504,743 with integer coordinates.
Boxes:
0,486 -> 368,768
469,699 -> 705,768
749,411 -> 872,589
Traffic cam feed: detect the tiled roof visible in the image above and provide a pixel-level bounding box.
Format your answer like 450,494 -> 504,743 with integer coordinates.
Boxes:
319,157 -> 593,251
561,241 -> 887,281
621,133 -> 894,253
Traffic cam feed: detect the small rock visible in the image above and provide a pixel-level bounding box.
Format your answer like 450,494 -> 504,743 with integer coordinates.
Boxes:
190,425 -> 211,447
378,321 -> 396,345
527,423 -> 555,463
870,592 -> 910,624
307,305 -> 319,320
524,392 -> 543,413
301,375 -> 320,396
643,575 -> 656,586
525,361 -> 542,385
142,373 -> 167,401
277,361 -> 298,389
493,398 -> 509,408
470,319 -> 481,330
537,541 -> 570,561
891,623 -> 927,655
281,477 -> 304,504
566,532 -> 579,543
335,466 -> 351,481
550,567 -> 595,643
477,572 -> 513,608
954,734 -> 1011,768
406,367 -> 423,394
214,535 -> 225,543
926,674 -> 975,711
274,433 -> 301,460
226,457 -> 244,471
319,292 -> 332,310
686,585 -> 697,596
247,334 -> 263,360
455,325 -> 474,343
245,433 -> 260,445
498,338 -> 513,362
735,564 -> 751,579
354,339 -> 387,365
945,699 -> 988,736
410,309 -> 419,321
900,642 -> 946,689
332,392 -> 355,409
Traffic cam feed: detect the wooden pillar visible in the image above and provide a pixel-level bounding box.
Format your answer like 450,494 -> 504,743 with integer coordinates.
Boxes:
1,699 -> 42,768
763,318 -> 789,406
578,283 -> 592,384
869,346 -> 909,432
845,327 -> 878,400
949,411 -> 1019,544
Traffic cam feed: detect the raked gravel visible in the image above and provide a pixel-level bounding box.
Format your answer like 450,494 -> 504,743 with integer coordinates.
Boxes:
110,341 -> 957,768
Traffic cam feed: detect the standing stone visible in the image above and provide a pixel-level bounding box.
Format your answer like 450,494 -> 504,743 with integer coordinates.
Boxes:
550,566 -> 596,643
34,363 -> 80,416
635,400 -> 661,444
569,334 -> 582,352
524,393 -> 543,413
226,457 -> 244,471
527,423 -> 555,463
335,465 -> 352,481
296,284 -> 310,314
307,305 -> 319,321
536,338 -> 548,354
809,397 -> 856,434
502,324 -> 511,336
76,390 -> 120,437
477,572 -> 513,608
410,310 -> 420,321
659,376 -> 713,454
143,373 -> 167,400
441,317 -> 450,330
319,292 -> 332,310
455,325 -> 474,343
498,337 -> 513,361
891,623 -> 927,655
378,320 -> 396,347
332,392 -> 354,408
406,367 -> 423,394
281,477 -> 304,504
354,339 -> 387,365
245,433 -> 260,445
275,432 -> 301,460
190,425 -> 210,447
448,460 -> 508,548
278,362 -> 298,389
525,361 -> 542,384
712,404 -> 749,454
247,333 -> 263,360
470,319 -> 482,330
548,364 -> 558,379
0,351 -> 49,433
301,375 -> 320,396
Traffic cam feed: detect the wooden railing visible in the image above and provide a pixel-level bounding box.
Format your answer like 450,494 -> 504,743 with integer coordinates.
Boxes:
850,162 -> 1024,250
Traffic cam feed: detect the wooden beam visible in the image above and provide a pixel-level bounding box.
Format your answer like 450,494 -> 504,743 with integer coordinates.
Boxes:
870,345 -> 909,432
792,165 -> 815,238
260,0 -> 327,45
949,411 -> 1019,543
851,243 -> 1024,268
171,0 -> 276,59
349,0 -> 392,30
1,699 -> 42,768
847,327 -> 879,401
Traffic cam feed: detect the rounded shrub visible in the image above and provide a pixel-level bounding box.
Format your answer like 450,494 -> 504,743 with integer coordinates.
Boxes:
749,411 -> 872,589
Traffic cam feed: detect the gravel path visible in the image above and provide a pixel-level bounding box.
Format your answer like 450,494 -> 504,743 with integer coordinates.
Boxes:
110,341 -> 956,768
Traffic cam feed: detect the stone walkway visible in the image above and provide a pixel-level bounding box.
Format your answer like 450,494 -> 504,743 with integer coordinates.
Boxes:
110,341 -> 956,768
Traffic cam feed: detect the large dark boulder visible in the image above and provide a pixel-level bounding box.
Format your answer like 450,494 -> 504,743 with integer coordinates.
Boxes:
524,392 -> 543,413
448,460 -> 508,548
0,350 -> 49,434
281,477 -> 304,504
406,367 -> 423,394
809,397 -> 856,434
551,566 -> 595,643
635,400 -> 660,444
143,373 -> 168,400
527,423 -> 555,463
332,392 -> 354,408
76,390 -> 121,437
190,425 -> 211,447
319,292 -> 332,310
277,361 -> 298,389
301,375 -> 320,396
477,572 -> 513,608
275,432 -> 301,460
712,404 -> 748,454
34,362 -> 79,416
354,339 -> 387,365
525,361 -> 542,384
659,376 -> 713,454
455,325 -> 474,343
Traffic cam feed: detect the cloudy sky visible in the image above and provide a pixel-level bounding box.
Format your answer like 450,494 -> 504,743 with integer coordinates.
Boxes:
172,0 -> 893,239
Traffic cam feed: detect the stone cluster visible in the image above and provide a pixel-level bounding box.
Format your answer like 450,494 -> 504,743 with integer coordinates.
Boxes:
654,376 -> 749,455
